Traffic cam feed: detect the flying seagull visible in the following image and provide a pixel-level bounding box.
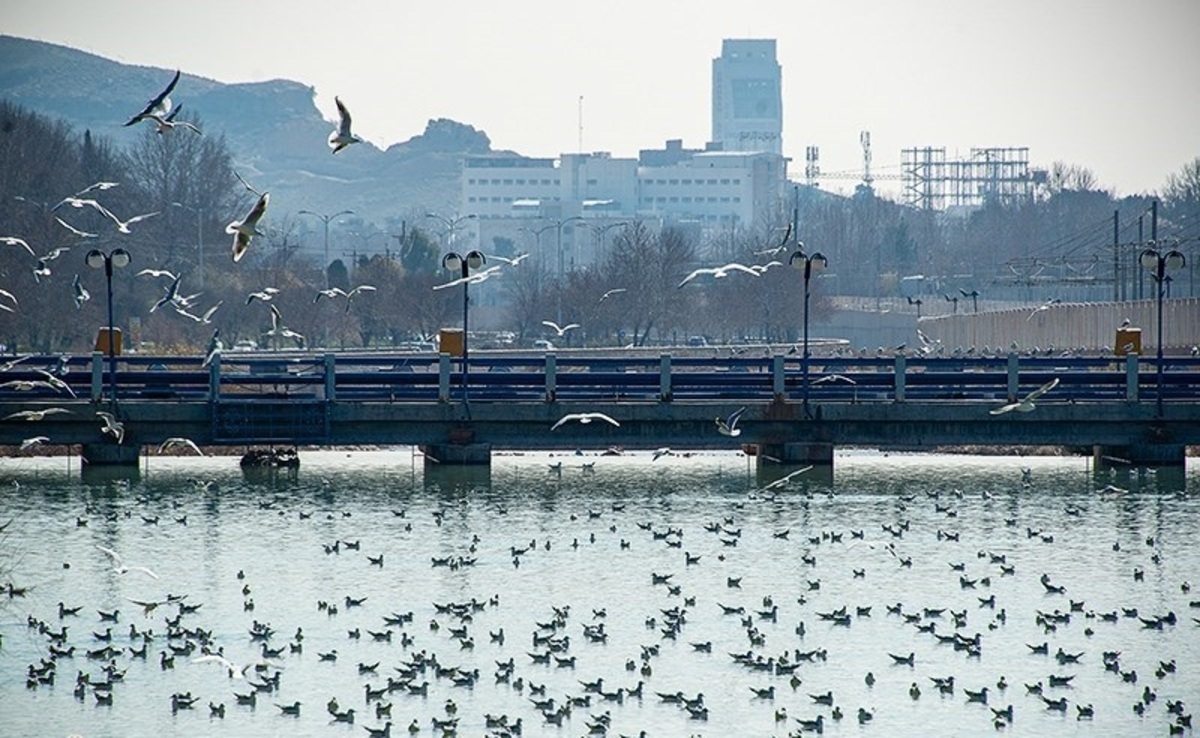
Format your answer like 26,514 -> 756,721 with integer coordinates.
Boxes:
328,97 -> 364,154
678,262 -> 762,288
716,406 -> 747,437
599,288 -> 627,302
201,328 -> 222,368
990,378 -> 1060,415
96,411 -> 125,444
125,69 -> 181,127
147,104 -> 202,136
550,412 -> 621,431
227,192 -> 269,263
5,408 -> 71,421
542,320 -> 581,337
158,437 -> 204,456
96,545 -> 158,579
72,274 -> 90,309
1,236 -> 35,257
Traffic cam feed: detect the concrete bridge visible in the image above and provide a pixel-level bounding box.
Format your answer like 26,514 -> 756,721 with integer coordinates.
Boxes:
1,349 -> 1197,468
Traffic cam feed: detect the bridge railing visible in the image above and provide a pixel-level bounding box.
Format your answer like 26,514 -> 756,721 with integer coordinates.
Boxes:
0,351 -> 1198,407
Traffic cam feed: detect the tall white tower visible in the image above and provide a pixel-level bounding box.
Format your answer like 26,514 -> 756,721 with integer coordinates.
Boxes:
711,39 -> 782,155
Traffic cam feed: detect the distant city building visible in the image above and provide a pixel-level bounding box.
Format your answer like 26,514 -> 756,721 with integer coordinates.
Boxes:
710,39 -> 783,156
458,39 -> 790,268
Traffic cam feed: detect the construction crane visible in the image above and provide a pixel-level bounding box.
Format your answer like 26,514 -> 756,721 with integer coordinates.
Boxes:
803,131 -> 902,189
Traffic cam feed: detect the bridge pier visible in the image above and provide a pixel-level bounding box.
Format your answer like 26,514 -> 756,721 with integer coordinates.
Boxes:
81,443 -> 141,467
756,442 -> 834,468
420,442 -> 492,466
1093,443 -> 1187,468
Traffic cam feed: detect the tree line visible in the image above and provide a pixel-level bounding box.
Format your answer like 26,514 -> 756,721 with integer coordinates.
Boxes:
1,99 -> 1196,355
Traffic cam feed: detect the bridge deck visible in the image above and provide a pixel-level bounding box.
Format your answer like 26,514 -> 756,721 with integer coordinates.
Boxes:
1,351 -> 1198,459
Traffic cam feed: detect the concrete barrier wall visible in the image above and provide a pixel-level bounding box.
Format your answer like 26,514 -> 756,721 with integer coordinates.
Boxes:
920,298 -> 1200,354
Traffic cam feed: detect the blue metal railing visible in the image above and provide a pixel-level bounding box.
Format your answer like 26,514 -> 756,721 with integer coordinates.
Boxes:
1,351 -> 1198,407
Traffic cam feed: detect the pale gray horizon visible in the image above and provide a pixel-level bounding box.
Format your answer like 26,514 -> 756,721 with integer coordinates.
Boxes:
7,0 -> 1198,198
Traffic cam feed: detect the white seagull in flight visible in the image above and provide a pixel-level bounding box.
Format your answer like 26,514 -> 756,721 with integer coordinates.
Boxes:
989,378 -> 1060,415
550,412 -> 621,430
328,97 -> 364,154
542,320 -> 581,337
124,69 -> 181,127
678,262 -> 762,288
227,192 -> 269,263
97,545 -> 159,579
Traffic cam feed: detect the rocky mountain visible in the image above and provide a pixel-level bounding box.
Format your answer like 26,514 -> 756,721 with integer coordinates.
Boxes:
0,34 -> 503,226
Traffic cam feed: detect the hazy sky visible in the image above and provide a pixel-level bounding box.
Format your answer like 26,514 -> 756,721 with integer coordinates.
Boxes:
8,0 -> 1198,198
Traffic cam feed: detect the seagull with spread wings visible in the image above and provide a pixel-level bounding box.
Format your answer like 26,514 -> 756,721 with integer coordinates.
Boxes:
542,320 -> 581,337
158,437 -> 205,456
72,273 -> 90,309
678,262 -> 762,288
715,406 -> 747,437
1,236 -> 35,257
267,305 -> 305,347
96,411 -> 125,444
96,545 -> 158,579
125,69 -> 181,127
227,192 -> 269,263
5,408 -> 71,421
550,412 -> 621,431
989,378 -> 1060,415
328,97 -> 364,154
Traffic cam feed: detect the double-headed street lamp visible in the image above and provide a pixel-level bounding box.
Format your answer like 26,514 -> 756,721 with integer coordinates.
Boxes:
426,212 -> 477,250
789,243 -> 828,414
443,250 -> 487,404
1140,243 -> 1186,416
299,209 -> 354,289
86,247 -> 132,408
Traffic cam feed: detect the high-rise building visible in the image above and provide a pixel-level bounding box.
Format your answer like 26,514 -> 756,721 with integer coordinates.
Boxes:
710,39 -> 783,155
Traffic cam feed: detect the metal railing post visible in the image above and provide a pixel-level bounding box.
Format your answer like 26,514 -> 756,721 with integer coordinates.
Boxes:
91,351 -> 103,402
545,353 -> 557,402
1006,353 -> 1019,403
1126,353 -> 1139,403
208,353 -> 221,401
438,353 -> 451,402
324,353 -> 336,401
772,355 -> 785,399
659,354 -> 672,402
894,354 -> 906,403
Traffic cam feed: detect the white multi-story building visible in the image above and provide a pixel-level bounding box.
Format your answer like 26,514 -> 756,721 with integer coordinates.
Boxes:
456,39 -> 789,270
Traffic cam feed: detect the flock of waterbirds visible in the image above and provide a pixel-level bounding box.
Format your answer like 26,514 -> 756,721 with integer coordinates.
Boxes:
2,453 -> 1196,738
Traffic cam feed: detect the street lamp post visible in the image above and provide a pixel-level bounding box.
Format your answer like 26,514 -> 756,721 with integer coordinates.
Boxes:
442,250 -> 486,404
588,221 -> 628,259
789,243 -> 828,415
1140,243 -> 1186,416
86,247 -> 132,408
550,216 -> 585,325
299,209 -> 355,289
171,202 -> 204,289
426,212 -> 477,251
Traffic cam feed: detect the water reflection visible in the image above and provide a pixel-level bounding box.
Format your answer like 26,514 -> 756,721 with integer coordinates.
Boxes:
0,450 -> 1195,738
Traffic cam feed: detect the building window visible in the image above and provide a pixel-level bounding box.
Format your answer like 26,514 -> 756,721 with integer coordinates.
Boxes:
516,179 -> 525,185
733,196 -> 741,202
669,179 -> 679,185
468,179 -> 476,185
721,179 -> 730,185
503,179 -> 513,185
587,179 -> 597,185
682,179 -> 692,185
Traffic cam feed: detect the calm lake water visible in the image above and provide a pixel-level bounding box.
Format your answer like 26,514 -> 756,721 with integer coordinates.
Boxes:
1,449 -> 1196,738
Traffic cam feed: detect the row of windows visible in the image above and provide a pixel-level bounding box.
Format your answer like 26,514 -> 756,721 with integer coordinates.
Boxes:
644,178 -> 740,186
467,196 -> 562,203
466,177 -> 742,187
639,196 -> 741,204
468,178 -> 560,186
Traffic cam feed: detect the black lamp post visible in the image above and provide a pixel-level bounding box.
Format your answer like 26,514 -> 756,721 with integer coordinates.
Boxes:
299,209 -> 355,289
86,247 -> 131,407
550,216 -> 585,325
443,250 -> 486,403
789,244 -> 828,414
1140,244 -> 1186,416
